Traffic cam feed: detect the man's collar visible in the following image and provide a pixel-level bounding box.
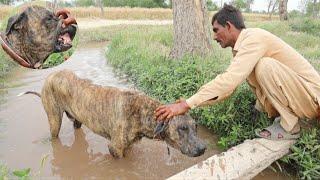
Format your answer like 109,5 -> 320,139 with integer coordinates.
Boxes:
233,29 -> 246,53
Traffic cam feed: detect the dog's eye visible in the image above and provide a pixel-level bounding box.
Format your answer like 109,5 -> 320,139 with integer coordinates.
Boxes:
45,15 -> 55,22
179,125 -> 188,131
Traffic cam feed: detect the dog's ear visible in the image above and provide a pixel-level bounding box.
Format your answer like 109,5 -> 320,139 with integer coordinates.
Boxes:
154,122 -> 169,137
5,12 -> 27,35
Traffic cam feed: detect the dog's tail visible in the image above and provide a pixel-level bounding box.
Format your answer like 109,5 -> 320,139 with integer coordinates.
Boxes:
17,91 -> 41,98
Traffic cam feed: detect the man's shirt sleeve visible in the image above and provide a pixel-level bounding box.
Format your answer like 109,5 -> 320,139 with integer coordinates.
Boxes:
186,33 -> 267,108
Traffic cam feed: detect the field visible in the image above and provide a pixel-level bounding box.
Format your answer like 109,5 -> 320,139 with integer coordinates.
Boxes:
0,5 -> 278,21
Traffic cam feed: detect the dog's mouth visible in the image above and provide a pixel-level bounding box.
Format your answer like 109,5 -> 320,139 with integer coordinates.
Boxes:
55,24 -> 77,52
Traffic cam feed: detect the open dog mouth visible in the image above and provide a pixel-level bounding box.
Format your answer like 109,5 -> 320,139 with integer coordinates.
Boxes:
55,24 -> 77,52
54,9 -> 77,53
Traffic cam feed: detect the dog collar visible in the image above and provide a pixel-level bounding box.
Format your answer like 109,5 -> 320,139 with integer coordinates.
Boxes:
0,33 -> 33,68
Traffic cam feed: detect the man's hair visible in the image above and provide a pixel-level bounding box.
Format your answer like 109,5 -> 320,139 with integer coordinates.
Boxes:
212,4 -> 246,30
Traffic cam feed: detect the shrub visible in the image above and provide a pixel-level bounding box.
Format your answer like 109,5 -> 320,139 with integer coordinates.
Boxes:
289,18 -> 320,36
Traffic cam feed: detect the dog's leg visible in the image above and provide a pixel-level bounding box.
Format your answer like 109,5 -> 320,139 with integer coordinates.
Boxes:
42,98 -> 63,138
65,111 -> 82,129
108,135 -> 128,158
46,111 -> 63,138
108,142 -> 125,158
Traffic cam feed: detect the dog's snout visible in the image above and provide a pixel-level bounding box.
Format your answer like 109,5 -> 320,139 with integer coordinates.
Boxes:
190,144 -> 206,157
196,143 -> 206,156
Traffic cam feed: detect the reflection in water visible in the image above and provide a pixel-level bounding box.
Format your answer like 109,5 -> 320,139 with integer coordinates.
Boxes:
51,129 -> 106,179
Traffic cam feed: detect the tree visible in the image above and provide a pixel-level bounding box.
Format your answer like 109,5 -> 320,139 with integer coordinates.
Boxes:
298,0 -> 308,13
244,0 -> 254,12
207,0 -> 219,11
298,0 -> 320,18
312,0 -> 319,18
95,0 -> 104,16
170,0 -> 212,59
0,0 -> 11,5
267,0 -> 278,20
231,0 -> 246,10
279,0 -> 288,20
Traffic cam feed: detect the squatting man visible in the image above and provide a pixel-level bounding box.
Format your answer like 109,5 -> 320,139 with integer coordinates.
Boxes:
155,4 -> 320,140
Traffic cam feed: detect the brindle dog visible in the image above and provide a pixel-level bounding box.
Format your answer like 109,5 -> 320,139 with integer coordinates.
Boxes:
1,6 -> 77,68
22,70 -> 206,158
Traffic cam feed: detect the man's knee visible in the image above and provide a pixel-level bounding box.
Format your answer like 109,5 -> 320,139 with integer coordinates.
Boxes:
255,57 -> 278,79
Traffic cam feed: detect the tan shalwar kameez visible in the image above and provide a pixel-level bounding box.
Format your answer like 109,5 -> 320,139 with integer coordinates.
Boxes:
186,28 -> 320,132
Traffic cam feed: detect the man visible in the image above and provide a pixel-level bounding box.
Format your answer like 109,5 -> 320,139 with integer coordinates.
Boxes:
155,4 -> 320,140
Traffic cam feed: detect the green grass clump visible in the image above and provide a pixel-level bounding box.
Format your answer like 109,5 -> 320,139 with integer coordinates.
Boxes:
289,18 -> 320,36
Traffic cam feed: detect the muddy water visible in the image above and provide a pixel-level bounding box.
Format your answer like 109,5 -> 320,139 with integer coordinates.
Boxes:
0,42 -> 293,179
0,42 -> 221,179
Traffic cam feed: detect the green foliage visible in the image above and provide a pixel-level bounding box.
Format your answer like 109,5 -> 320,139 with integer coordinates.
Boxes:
281,128 -> 320,179
289,18 -> 320,36
0,0 -> 11,5
12,168 -> 31,179
306,1 -> 320,17
207,0 -> 218,11
0,164 -> 9,180
75,0 -> 95,7
288,10 -> 305,19
231,0 -> 246,11
193,84 -> 270,149
43,34 -> 79,68
0,154 -> 49,179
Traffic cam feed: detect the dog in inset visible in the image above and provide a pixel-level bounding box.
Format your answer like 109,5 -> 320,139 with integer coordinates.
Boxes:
20,70 -> 206,158
1,6 -> 77,68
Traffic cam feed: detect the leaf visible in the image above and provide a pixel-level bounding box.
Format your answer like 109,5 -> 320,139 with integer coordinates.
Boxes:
12,168 -> 30,177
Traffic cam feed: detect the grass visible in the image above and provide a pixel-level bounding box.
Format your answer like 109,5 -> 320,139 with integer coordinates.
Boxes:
0,154 -> 49,179
0,5 -> 278,21
103,19 -> 320,179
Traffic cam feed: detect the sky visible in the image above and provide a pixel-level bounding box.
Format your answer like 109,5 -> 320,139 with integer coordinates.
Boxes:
212,0 -> 301,12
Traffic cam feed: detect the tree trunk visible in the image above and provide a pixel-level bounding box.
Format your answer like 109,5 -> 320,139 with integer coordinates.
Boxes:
170,0 -> 212,60
168,138 -> 296,179
267,0 -> 272,14
313,0 -> 318,18
268,0 -> 278,20
96,0 -> 104,17
279,0 -> 288,21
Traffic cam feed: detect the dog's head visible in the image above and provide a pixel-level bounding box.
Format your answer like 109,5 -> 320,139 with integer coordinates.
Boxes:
154,115 -> 206,157
3,6 -> 77,68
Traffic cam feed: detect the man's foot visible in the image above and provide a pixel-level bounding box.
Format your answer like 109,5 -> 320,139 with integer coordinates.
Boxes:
255,117 -> 300,140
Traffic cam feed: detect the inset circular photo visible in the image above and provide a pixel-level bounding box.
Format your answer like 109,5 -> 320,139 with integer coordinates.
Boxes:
0,1 -> 78,69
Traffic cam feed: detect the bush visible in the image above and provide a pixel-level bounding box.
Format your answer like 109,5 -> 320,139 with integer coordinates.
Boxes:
289,18 -> 320,36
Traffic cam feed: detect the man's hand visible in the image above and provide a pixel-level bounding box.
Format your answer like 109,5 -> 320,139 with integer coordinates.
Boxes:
55,9 -> 70,19
155,100 -> 190,122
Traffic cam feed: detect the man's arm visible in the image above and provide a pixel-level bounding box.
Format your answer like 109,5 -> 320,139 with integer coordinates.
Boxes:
186,34 -> 267,109
155,33 -> 267,121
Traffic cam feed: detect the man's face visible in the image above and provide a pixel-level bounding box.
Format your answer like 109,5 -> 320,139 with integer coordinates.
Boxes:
212,20 -> 231,48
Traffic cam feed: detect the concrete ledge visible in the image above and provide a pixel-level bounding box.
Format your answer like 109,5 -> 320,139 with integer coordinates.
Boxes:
168,138 -> 295,180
